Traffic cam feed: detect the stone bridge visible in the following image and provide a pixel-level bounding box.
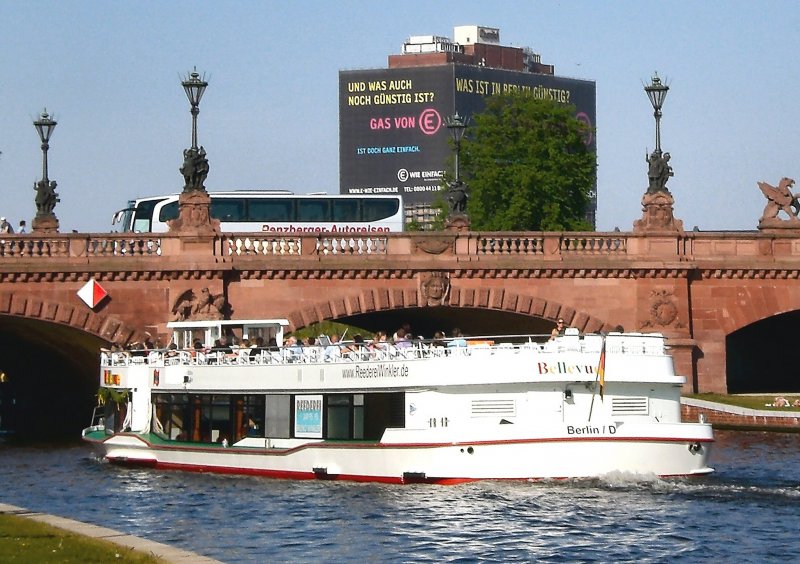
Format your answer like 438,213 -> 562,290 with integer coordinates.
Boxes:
2,228 -> 800,434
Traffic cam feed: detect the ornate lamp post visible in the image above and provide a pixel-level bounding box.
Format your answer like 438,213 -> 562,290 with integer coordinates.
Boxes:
644,73 -> 673,195
444,113 -> 470,230
179,68 -> 209,193
170,68 -> 218,233
32,109 -> 60,233
634,73 -> 683,233
445,112 -> 468,182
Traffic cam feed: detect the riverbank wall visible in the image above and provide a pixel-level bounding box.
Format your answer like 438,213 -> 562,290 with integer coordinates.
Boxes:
682,398 -> 800,432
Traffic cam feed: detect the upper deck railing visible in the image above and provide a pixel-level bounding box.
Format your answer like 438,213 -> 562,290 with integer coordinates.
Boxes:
2,230 -> 800,266
100,332 -> 665,369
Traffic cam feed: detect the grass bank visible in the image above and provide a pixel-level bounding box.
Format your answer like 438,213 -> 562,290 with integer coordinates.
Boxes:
0,514 -> 164,563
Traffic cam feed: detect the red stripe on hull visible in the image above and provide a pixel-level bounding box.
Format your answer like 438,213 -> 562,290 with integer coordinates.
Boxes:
106,457 -> 474,484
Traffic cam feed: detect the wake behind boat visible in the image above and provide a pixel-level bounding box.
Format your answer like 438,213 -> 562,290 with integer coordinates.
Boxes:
82,320 -> 713,483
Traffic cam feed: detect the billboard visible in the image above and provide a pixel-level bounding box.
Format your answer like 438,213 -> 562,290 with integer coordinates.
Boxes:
339,65 -> 596,211
339,67 -> 455,205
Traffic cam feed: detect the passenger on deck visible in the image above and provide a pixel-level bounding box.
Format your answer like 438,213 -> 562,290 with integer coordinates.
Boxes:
285,335 -> 303,361
249,337 -> 265,360
393,328 -> 412,349
342,334 -> 367,358
431,331 -> 447,348
213,335 -> 237,362
447,328 -> 467,348
549,319 -> 566,341
324,333 -> 342,361
368,331 -> 389,357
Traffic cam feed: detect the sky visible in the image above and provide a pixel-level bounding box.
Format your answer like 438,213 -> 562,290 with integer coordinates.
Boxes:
1,1 -> 798,233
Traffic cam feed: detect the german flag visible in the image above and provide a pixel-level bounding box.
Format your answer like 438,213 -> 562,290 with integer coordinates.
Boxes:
597,337 -> 606,401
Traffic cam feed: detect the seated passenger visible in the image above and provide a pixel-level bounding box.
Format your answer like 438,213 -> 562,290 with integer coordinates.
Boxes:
249,336 -> 265,360
393,328 -> 412,349
324,333 -> 342,360
284,335 -> 303,361
549,319 -> 566,341
447,328 -> 467,348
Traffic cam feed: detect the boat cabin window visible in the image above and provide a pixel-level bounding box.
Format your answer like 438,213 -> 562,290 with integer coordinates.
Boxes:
152,393 -> 265,443
150,392 -> 405,444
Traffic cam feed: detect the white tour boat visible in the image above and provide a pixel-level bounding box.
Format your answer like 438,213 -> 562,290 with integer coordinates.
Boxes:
82,319 -> 714,484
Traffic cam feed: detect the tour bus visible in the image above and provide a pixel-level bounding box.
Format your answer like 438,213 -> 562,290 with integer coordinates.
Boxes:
111,191 -> 404,233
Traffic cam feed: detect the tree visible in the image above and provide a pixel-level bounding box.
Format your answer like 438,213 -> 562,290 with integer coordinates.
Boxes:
459,93 -> 596,231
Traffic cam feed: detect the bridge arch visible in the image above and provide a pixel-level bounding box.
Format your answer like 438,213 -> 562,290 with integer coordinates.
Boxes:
0,292 -> 147,438
283,287 -> 612,337
0,292 -> 144,345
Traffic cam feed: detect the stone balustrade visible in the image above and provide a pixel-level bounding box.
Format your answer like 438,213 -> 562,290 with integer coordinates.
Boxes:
2,230 -> 800,266
0,231 -> 800,266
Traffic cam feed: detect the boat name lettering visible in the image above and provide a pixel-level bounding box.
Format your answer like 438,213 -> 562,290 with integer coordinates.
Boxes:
537,361 -> 595,375
567,425 -> 616,435
342,364 -> 410,379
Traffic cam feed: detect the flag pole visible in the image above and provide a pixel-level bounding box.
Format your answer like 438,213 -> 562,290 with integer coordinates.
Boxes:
588,334 -> 606,422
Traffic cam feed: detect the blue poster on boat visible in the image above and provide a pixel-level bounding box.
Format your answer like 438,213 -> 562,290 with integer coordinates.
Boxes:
295,395 -> 323,438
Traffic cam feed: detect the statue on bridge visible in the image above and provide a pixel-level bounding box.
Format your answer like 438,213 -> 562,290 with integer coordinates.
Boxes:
646,151 -> 673,194
757,177 -> 800,229
34,179 -> 59,216
180,146 -> 209,192
446,179 -> 468,215
171,287 -> 227,321
444,179 -> 471,232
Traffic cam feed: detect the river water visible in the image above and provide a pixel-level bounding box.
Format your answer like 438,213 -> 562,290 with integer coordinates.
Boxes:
1,430 -> 799,562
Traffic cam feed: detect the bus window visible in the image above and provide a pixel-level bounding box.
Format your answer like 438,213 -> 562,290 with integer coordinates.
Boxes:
248,199 -> 293,221
159,201 -> 179,223
132,199 -> 164,232
211,198 -> 246,221
297,199 -> 330,222
363,198 -> 400,222
332,199 -> 359,222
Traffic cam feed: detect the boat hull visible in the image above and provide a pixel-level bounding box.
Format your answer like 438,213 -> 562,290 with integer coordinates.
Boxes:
84,424 -> 713,484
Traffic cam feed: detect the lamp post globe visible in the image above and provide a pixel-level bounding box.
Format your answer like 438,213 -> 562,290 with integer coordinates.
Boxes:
33,109 -> 57,183
445,112 -> 468,182
644,73 -> 669,155
182,68 -> 208,150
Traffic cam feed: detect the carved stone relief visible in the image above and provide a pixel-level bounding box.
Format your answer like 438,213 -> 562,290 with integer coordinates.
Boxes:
171,287 -> 227,321
419,272 -> 450,306
640,289 -> 684,330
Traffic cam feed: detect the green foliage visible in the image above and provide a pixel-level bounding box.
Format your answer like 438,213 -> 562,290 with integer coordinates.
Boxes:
97,387 -> 129,405
459,93 -> 596,231
291,321 -> 372,341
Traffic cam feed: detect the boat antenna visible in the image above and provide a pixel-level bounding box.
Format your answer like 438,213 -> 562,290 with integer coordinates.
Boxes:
587,334 -> 607,421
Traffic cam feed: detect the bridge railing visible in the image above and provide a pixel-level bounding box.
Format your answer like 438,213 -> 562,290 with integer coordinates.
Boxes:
4,230 -> 800,264
0,233 -> 163,258
217,234 -> 390,256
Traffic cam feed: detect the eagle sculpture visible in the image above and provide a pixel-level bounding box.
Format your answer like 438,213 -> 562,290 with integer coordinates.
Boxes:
758,177 -> 798,222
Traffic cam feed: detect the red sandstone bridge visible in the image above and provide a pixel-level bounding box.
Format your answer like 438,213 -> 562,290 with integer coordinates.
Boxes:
3,225 -> 800,417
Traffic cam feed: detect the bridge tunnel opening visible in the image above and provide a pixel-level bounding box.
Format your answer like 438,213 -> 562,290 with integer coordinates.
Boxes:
727,310 -> 800,394
334,306 -> 556,340
0,316 -> 106,440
